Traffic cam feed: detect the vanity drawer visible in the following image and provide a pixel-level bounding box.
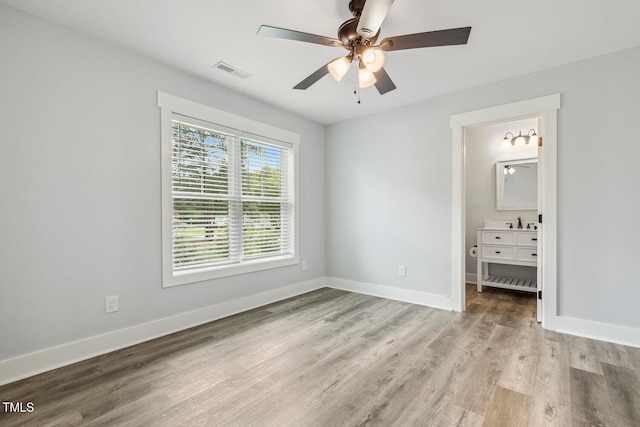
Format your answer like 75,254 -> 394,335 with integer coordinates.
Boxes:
517,248 -> 538,263
481,231 -> 514,245
481,245 -> 514,260
516,232 -> 538,247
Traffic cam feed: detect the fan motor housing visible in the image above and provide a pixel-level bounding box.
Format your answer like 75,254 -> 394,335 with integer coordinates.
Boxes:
338,18 -> 379,45
348,0 -> 367,17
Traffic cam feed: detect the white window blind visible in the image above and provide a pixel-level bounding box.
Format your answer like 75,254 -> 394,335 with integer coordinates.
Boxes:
241,138 -> 293,260
172,119 -> 234,271
170,116 -> 295,276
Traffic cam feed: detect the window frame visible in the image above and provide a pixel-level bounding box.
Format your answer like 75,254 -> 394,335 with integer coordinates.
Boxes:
158,92 -> 299,287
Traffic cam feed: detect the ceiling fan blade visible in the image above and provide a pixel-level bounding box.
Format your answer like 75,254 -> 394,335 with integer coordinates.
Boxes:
293,62 -> 332,90
373,67 -> 396,95
357,0 -> 395,39
380,26 -> 471,51
258,25 -> 343,47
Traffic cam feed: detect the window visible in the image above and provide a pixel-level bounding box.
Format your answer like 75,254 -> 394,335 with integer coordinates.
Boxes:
158,93 -> 298,287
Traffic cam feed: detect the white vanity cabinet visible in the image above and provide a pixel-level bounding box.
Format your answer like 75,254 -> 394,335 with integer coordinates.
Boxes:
476,229 -> 538,293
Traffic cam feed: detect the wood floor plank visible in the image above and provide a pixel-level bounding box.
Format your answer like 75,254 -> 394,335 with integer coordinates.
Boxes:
224,304 -> 448,426
83,391 -> 174,427
389,345 -> 477,425
601,363 -> 640,426
304,310 -> 454,426
482,386 -> 531,427
458,307 -> 497,357
0,408 -> 85,427
569,366 -> 616,427
174,298 -> 407,425
1,286 -> 638,426
497,318 -> 540,395
567,334 -> 605,375
452,324 -> 518,415
466,283 -> 536,331
152,296 -> 410,426
526,336 -> 572,426
590,339 -> 636,370
627,345 -> 640,372
435,405 -> 485,427
161,299 -> 376,403
394,311 -> 508,424
393,314 -> 517,425
427,307 -> 485,355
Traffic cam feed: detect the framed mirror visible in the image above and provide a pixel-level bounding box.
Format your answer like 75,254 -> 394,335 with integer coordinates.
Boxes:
496,158 -> 537,210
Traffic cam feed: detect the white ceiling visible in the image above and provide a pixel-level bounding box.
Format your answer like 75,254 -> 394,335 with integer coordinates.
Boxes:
3,0 -> 640,124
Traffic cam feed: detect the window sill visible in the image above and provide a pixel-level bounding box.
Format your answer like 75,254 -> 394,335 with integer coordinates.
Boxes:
162,255 -> 299,288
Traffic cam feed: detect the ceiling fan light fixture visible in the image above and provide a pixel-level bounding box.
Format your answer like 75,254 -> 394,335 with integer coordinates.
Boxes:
328,56 -> 352,81
362,47 -> 385,72
258,2 -> 472,95
358,67 -> 377,88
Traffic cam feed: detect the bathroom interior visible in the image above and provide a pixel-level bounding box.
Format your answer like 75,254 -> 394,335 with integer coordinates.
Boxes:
465,117 -> 540,319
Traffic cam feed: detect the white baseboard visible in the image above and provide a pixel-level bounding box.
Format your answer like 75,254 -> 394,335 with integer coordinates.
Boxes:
0,278 -> 326,386
327,277 -> 453,311
465,273 -> 477,284
6,276 -> 637,387
556,316 -> 640,348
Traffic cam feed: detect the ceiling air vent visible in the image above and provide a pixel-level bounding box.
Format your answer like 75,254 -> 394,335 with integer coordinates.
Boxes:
213,61 -> 252,79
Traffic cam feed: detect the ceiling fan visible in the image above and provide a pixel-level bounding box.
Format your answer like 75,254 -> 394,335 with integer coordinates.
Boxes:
258,0 -> 471,96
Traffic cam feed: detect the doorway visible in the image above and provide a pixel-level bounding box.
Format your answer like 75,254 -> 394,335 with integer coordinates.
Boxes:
464,118 -> 540,320
450,95 -> 560,330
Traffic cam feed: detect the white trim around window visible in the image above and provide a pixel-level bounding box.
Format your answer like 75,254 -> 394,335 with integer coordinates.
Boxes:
158,92 -> 300,287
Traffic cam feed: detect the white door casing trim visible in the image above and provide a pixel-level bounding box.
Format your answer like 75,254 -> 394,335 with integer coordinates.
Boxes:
450,94 -> 560,330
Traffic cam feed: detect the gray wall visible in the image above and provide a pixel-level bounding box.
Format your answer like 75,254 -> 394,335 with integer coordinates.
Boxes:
2,3 -> 640,365
0,6 -> 326,360
464,118 -> 537,278
327,45 -> 640,329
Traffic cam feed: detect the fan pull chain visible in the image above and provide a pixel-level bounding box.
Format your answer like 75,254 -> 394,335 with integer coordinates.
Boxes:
354,61 -> 361,104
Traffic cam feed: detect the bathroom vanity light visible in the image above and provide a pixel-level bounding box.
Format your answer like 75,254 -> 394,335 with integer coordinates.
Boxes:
501,129 -> 538,150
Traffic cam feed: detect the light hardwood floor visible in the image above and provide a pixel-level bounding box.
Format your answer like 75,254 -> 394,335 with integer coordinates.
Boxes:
1,285 -> 639,426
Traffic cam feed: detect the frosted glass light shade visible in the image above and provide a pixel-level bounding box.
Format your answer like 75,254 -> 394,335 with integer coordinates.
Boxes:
362,48 -> 385,72
358,68 -> 377,88
328,57 -> 351,81
500,137 -> 511,150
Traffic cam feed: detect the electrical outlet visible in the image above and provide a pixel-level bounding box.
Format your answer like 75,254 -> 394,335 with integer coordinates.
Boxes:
398,265 -> 406,277
301,260 -> 307,271
105,295 -> 118,313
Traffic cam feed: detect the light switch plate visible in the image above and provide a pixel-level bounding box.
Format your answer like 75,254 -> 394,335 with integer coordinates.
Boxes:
398,265 -> 406,277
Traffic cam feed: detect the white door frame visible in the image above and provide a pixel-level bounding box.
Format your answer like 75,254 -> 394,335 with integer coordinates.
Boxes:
450,94 -> 560,330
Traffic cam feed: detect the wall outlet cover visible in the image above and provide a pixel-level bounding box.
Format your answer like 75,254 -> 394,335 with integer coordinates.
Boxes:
105,295 -> 119,313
